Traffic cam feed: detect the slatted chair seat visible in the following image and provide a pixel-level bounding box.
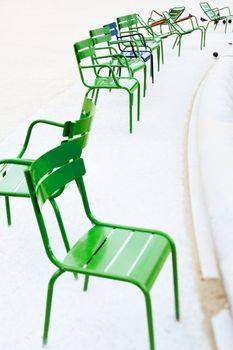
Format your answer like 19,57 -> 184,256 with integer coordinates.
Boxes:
95,76 -> 139,90
64,226 -> 170,290
0,164 -> 30,197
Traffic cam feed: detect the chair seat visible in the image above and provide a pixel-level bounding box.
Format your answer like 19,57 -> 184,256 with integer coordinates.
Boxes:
0,164 -> 29,197
110,57 -> 145,73
94,76 -> 138,91
64,225 -> 171,290
134,40 -> 160,51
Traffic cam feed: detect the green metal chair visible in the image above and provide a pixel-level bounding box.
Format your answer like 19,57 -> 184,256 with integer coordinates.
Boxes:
89,26 -> 147,97
0,96 -> 95,226
200,2 -> 233,33
24,137 -> 180,350
163,11 -> 206,56
74,38 -> 140,133
148,7 -> 185,34
117,14 -> 163,71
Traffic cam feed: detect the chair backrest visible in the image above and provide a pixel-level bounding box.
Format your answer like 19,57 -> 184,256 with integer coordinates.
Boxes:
89,26 -> 112,46
25,138 -> 89,266
73,38 -> 97,83
200,2 -> 217,20
169,6 -> 185,21
63,96 -> 95,145
163,11 -> 184,33
73,38 -> 95,64
104,22 -> 119,39
117,14 -> 138,32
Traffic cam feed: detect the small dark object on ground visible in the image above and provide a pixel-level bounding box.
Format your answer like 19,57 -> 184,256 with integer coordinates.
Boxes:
223,20 -> 226,24
228,42 -> 233,45
200,17 -> 207,22
213,52 -> 218,58
214,20 -> 219,24
228,19 -> 232,24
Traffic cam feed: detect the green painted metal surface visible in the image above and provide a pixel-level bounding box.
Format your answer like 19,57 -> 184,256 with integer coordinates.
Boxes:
0,97 -> 95,225
24,139 -> 180,349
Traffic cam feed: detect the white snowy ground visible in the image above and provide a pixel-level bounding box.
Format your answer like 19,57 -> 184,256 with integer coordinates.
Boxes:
0,13 -> 233,350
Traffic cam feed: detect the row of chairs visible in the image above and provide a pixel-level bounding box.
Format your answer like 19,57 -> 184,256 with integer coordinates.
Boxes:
2,2 -> 231,348
73,11 -> 207,133
0,95 -> 179,350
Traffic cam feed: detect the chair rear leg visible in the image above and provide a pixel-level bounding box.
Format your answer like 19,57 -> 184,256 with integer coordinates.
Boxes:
178,37 -> 182,56
50,198 -> 77,279
83,275 -> 89,291
150,55 -> 154,84
5,196 -> 11,226
143,291 -> 156,350
129,92 -> 133,133
137,83 -> 141,122
160,40 -> 164,64
43,270 -> 64,345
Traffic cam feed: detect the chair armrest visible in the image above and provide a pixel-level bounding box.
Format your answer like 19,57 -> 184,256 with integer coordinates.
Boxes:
120,31 -> 147,49
94,46 -> 118,54
110,39 -> 140,57
17,119 -> 64,158
218,7 -> 231,16
0,158 -> 33,167
81,63 -> 129,83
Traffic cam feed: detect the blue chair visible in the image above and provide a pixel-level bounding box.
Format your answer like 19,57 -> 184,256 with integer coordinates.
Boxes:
104,22 -> 154,84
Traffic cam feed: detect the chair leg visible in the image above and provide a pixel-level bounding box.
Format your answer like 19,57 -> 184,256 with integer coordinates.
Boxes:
143,291 -> 156,350
50,199 -> 77,279
172,36 -> 179,49
43,270 -> 64,345
5,196 -> 11,226
94,88 -> 100,104
156,47 -> 160,72
150,55 -> 154,84
83,275 -> 89,291
129,93 -> 133,133
137,84 -> 140,122
143,65 -> 147,97
178,37 -> 182,56
160,40 -> 164,64
171,246 -> 180,320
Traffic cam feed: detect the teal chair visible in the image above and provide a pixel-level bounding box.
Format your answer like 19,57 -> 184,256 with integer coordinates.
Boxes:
0,96 -> 95,226
24,137 -> 180,350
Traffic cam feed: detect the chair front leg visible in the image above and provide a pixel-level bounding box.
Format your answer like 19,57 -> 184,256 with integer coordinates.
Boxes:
160,40 -> 164,64
171,246 -> 180,320
143,291 -> 156,350
143,65 -> 147,97
43,270 -> 65,345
